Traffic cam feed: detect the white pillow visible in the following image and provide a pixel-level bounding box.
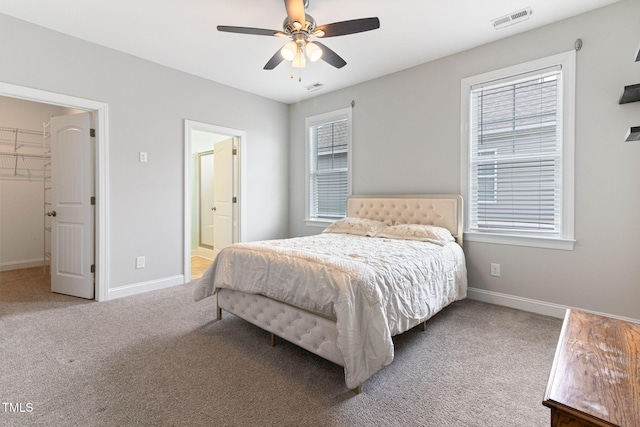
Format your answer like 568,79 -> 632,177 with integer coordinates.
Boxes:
322,217 -> 388,237
376,223 -> 454,245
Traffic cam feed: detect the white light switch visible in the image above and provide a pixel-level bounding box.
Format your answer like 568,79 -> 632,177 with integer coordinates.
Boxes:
139,152 -> 148,162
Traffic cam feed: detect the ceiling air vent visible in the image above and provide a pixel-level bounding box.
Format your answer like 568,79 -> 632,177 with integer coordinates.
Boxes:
305,83 -> 324,92
491,7 -> 532,30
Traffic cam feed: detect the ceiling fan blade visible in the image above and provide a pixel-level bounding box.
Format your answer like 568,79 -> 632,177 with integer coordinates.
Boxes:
315,17 -> 380,37
217,26 -> 285,37
314,42 -> 347,69
284,0 -> 306,27
263,49 -> 285,70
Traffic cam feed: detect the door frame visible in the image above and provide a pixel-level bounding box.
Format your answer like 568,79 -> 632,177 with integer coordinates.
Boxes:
184,119 -> 245,283
0,81 -> 110,301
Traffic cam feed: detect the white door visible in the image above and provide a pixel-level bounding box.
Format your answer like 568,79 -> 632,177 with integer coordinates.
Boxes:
49,112 -> 94,299
212,138 -> 234,257
199,152 -> 214,248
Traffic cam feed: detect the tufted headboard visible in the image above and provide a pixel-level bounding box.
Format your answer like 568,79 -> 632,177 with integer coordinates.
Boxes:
347,194 -> 464,246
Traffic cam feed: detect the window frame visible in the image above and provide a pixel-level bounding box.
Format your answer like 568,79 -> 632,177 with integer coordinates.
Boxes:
305,107 -> 353,227
460,51 -> 576,250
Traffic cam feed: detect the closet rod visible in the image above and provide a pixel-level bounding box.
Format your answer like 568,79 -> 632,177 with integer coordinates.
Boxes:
0,126 -> 43,136
0,139 -> 47,149
0,152 -> 49,160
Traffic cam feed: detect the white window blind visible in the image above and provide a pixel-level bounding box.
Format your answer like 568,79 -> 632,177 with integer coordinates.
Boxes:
307,110 -> 351,221
469,66 -> 563,236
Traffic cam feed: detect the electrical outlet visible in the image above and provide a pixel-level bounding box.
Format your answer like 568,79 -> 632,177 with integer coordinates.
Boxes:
136,256 -> 145,269
490,263 -> 501,277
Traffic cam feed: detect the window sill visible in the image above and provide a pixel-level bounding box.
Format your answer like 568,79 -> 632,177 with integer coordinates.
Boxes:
305,218 -> 335,228
464,232 -> 575,251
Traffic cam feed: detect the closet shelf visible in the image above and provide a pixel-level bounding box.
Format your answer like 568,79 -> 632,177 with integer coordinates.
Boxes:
0,127 -> 49,181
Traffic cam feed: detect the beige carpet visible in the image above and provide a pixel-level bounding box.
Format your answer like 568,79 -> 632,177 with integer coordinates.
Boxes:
0,268 -> 561,426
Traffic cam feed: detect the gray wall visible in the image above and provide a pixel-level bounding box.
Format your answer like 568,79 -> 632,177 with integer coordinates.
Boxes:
288,0 -> 640,320
0,13 -> 289,291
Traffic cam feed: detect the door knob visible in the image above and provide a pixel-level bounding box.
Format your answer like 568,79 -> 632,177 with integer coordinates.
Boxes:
46,210 -> 57,217
212,207 -> 217,211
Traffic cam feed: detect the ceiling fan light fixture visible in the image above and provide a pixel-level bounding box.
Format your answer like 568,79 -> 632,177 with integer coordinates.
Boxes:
305,42 -> 322,62
280,40 -> 297,61
312,29 -> 325,38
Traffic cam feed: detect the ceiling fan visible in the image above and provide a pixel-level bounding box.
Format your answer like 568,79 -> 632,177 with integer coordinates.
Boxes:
217,0 -> 380,71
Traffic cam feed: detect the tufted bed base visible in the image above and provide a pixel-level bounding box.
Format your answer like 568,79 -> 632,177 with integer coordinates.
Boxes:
217,288 -> 344,366
216,287 -> 428,394
214,195 -> 464,394
217,289 -> 427,394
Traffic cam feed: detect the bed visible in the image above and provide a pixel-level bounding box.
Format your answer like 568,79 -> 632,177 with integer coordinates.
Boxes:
194,195 -> 467,393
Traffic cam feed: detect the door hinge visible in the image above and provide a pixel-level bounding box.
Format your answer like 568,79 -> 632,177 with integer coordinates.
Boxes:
91,196 -> 96,205
90,128 -> 96,138
91,264 -> 95,273
232,148 -> 237,155
232,197 -> 237,203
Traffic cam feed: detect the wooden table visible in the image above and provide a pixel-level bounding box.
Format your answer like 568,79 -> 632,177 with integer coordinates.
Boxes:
543,309 -> 640,426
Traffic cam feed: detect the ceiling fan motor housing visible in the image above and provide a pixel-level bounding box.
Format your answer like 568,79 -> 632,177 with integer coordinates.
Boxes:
283,14 -> 316,35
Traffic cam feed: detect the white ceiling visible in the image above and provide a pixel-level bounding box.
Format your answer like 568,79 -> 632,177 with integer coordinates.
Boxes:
0,0 -> 621,104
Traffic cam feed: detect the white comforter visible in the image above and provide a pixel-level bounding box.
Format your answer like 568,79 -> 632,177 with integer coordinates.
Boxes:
194,233 -> 467,389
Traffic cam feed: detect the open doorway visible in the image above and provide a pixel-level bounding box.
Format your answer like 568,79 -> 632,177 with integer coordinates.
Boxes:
0,104 -> 96,301
0,97 -> 69,275
184,120 -> 245,282
0,81 -> 109,301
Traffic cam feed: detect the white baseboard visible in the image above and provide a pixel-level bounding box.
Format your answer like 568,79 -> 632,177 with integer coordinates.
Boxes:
0,258 -> 45,272
467,287 -> 640,324
107,275 -> 185,300
195,247 -> 215,260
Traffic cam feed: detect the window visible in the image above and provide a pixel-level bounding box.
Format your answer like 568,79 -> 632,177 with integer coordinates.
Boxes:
478,149 -> 498,204
305,108 -> 352,225
461,51 -> 576,250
